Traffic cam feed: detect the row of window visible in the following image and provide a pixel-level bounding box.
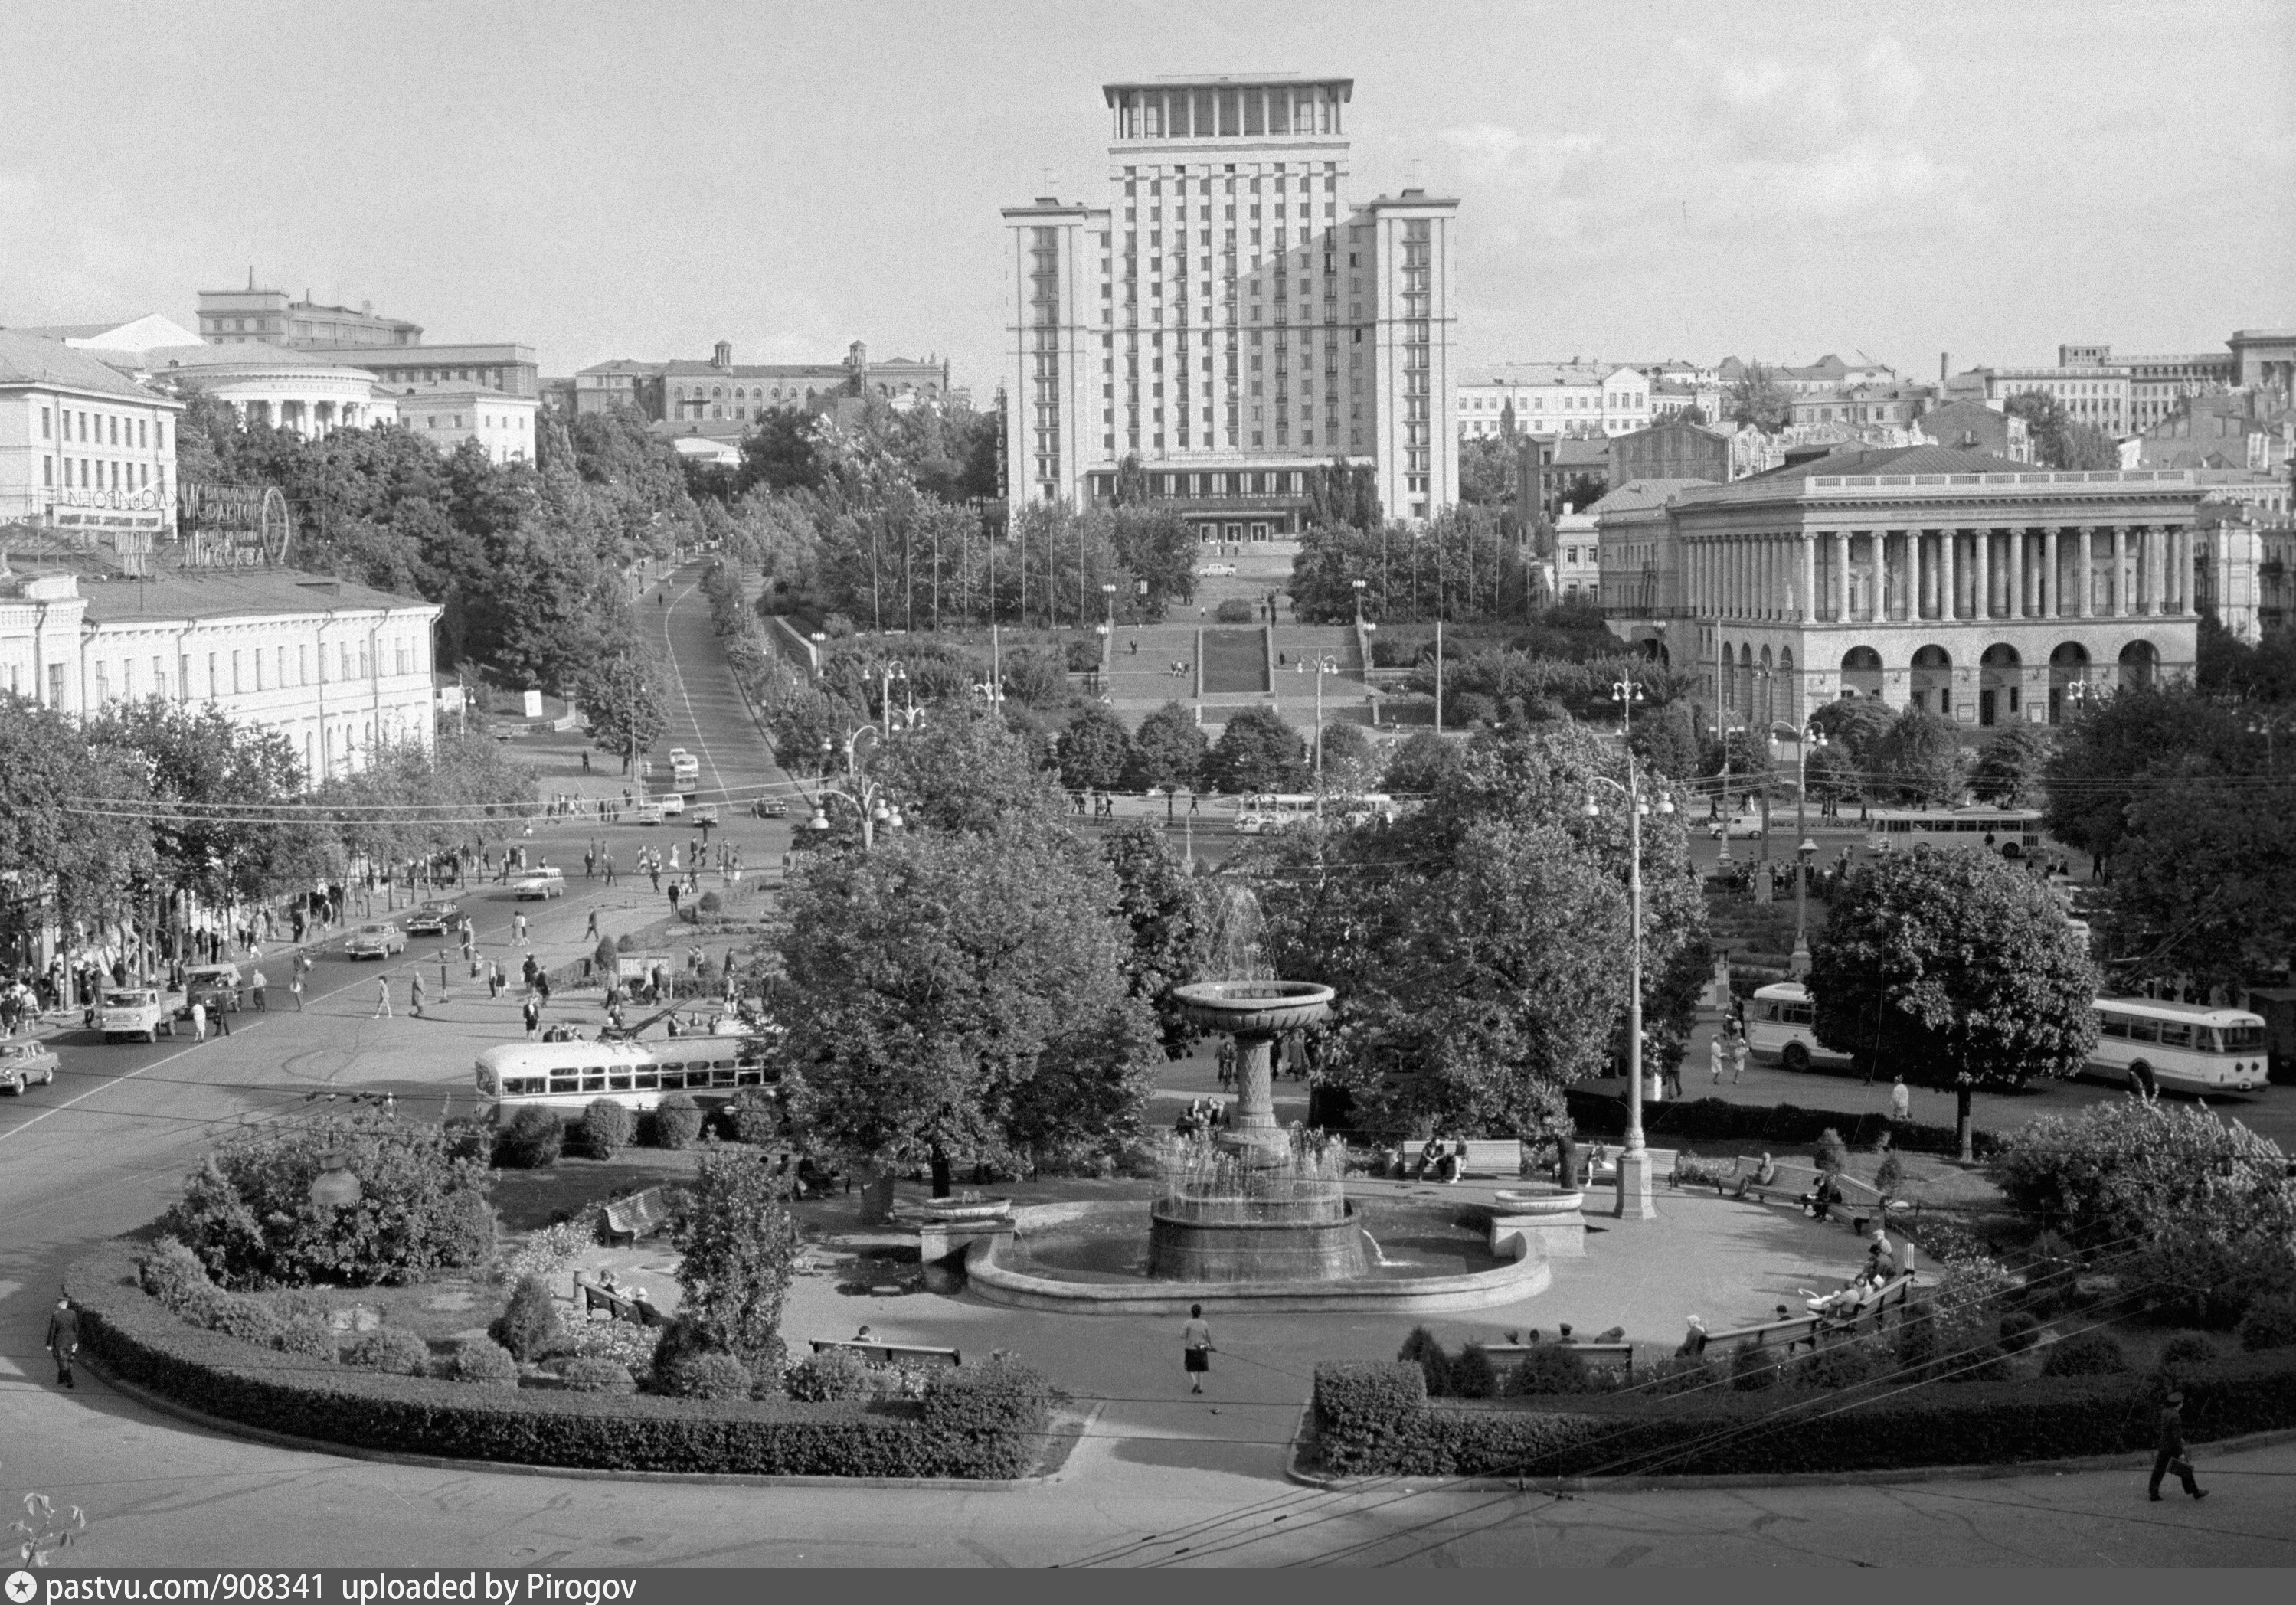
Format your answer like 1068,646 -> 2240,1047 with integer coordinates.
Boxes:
376,366 -> 511,388
44,459 -> 162,492
81,636 -> 429,704
39,406 -> 164,451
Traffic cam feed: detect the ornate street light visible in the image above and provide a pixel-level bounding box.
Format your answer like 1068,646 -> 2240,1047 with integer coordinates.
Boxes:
309,1151 -> 361,1210
1585,704 -> 1676,1221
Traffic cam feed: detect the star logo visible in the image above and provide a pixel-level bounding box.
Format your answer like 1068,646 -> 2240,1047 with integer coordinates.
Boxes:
7,1570 -> 40,1604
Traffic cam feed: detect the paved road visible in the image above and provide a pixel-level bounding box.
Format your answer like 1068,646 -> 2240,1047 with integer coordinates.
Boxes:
4,564 -> 2287,1569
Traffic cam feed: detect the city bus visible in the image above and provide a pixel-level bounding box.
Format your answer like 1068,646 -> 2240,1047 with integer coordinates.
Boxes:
473,1033 -> 774,1125
2085,998 -> 2270,1096
1231,793 -> 1398,834
1864,807 -> 2046,858
1748,982 -> 2271,1097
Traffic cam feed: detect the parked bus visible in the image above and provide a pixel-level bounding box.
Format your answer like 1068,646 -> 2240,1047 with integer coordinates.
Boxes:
1749,982 -> 2270,1097
1744,982 -> 1855,1073
1864,806 -> 2046,858
473,1033 -> 773,1125
2085,998 -> 2269,1096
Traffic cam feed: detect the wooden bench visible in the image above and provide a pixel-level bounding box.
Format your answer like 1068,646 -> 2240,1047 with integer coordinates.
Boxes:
1724,1159 -> 1882,1226
809,1339 -> 963,1368
1457,1139 -> 1524,1179
1706,1272 -> 1917,1355
602,1185 -> 683,1245
1478,1340 -> 1635,1379
576,1279 -> 668,1327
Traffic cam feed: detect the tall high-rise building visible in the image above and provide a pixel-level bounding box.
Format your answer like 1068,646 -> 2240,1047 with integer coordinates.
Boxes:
1002,75 -> 1457,536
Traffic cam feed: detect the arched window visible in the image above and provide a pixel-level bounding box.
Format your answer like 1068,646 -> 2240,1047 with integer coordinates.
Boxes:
1910,646 -> 1953,718
1978,644 -> 2022,727
2047,642 -> 2091,724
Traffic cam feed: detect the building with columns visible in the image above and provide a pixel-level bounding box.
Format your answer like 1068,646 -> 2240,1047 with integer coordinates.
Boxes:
1002,74 -> 1458,534
136,342 -> 397,436
1674,445 -> 2206,734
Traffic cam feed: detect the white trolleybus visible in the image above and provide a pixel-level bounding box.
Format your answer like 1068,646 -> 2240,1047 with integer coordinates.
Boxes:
1231,793 -> 1398,834
1863,806 -> 2046,858
474,1031 -> 772,1126
1745,982 -> 2270,1095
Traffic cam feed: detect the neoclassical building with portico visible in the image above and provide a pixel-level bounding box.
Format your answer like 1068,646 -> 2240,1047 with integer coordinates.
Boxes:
1669,446 -> 2203,732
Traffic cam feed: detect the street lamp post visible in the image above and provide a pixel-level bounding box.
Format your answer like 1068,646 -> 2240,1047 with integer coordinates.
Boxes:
809,725 -> 904,849
1585,688 -> 1674,1221
1782,719 -> 1829,978
1297,653 -> 1339,816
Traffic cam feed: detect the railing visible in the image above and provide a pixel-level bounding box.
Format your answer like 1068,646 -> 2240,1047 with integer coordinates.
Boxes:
1804,469 -> 2199,492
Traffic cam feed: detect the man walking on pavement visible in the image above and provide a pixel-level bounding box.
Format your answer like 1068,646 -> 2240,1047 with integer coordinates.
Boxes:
2150,1391 -> 2208,1501
410,971 -> 427,1019
45,1294 -> 79,1388
289,956 -> 306,1012
250,967 -> 267,1012
373,975 -> 393,1019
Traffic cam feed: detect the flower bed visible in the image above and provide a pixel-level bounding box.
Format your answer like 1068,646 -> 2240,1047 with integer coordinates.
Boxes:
68,1242 -> 1052,1479
1310,1355 -> 2296,1479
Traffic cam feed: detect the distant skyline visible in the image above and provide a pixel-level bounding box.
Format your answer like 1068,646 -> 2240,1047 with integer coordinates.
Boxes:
3,0 -> 2290,403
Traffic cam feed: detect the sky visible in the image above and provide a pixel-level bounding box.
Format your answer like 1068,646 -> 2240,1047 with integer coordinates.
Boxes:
4,0 -> 2291,396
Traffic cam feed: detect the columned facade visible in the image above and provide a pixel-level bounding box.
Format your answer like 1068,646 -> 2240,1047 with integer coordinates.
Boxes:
1681,459 -> 2206,733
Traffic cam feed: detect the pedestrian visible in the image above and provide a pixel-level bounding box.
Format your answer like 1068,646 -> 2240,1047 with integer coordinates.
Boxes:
189,999 -> 207,1042
603,854 -> 617,887
585,910 -> 600,942
669,883 -> 682,913
289,965 -> 304,1012
2149,1391 -> 2208,1501
250,967 -> 268,1012
584,849 -> 596,881
488,958 -> 504,999
44,1295 -> 79,1389
1728,1024 -> 1749,1084
410,972 -> 427,1018
522,995 -> 541,1041
1709,1030 -> 1726,1084
1182,1303 -> 1214,1394
1889,1074 -> 1912,1123
373,976 -> 392,1019
514,912 -> 528,946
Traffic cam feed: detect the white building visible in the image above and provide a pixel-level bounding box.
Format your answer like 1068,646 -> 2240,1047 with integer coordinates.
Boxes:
1458,362 -> 1650,440
1002,74 -> 1458,533
0,331 -> 183,538
136,342 -> 397,437
396,388 -> 536,463
1945,364 -> 2132,437
0,561 -> 441,781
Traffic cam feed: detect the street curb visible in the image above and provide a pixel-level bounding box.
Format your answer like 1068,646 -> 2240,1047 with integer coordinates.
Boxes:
80,1355 -> 1099,1492
1280,1406 -> 2296,1493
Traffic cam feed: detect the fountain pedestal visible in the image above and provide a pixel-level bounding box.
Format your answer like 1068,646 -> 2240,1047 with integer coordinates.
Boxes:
1221,1028 -> 1288,1160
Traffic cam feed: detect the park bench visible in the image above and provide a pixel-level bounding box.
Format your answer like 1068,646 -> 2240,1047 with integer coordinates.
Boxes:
1705,1271 -> 1917,1356
1723,1159 -> 1885,1228
574,1276 -> 668,1327
1478,1340 -> 1635,1379
810,1339 -> 963,1368
1457,1139 -> 1524,1179
602,1185 -> 684,1245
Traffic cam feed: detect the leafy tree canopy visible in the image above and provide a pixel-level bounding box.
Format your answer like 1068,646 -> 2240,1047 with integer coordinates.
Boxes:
1208,707 -> 1307,793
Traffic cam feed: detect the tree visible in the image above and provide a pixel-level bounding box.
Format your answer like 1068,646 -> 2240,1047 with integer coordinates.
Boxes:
874,704 -> 1067,839
1101,820 -> 1211,1057
1627,701 -> 1701,780
1056,704 -> 1136,792
735,408 -> 825,495
1967,724 -> 2053,806
1725,361 -> 1793,434
1701,727 -> 1777,805
1457,434 -> 1516,508
1207,708 -> 1307,793
2003,391 -> 2121,472
1111,452 -> 1151,507
1107,505 -> 1196,616
672,1145 -> 802,1374
775,823 -> 1159,1214
1316,721 -> 1379,793
0,695 -> 152,954
1876,708 -> 1966,805
1809,846 -> 2099,1159
1127,701 -> 1209,793
571,633 -> 668,773
2105,765 -> 2296,994
1382,729 -> 1460,796
2044,687 -> 2242,866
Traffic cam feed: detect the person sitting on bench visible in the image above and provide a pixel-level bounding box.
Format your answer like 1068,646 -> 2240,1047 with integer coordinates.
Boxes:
1735,1152 -> 1780,1198
1800,1172 -> 1843,1219
1414,1137 -> 1446,1181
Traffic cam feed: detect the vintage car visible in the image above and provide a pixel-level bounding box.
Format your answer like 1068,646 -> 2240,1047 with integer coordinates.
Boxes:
2,1039 -> 63,1093
512,868 -> 567,901
404,901 -> 462,937
179,963 -> 245,1016
345,923 -> 407,959
100,986 -> 178,1043
751,797 -> 790,819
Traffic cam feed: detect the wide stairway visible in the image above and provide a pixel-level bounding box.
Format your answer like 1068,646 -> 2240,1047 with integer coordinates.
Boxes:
1200,629 -> 1269,695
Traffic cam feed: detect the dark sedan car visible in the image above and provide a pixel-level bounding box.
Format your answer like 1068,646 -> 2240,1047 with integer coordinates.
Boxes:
405,901 -> 461,937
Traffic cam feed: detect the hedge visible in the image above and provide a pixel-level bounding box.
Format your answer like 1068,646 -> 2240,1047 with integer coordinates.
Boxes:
1565,1089 -> 2003,1159
1311,1354 -> 2296,1479
67,1243 -> 1051,1479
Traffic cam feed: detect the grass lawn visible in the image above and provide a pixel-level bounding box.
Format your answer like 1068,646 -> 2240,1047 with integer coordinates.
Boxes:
491,1147 -> 702,1231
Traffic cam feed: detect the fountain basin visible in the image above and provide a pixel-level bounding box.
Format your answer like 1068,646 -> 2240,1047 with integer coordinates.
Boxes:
1150,1201 -> 1369,1281
1170,979 -> 1335,1036
1492,1189 -> 1587,1218
915,1196 -> 1014,1223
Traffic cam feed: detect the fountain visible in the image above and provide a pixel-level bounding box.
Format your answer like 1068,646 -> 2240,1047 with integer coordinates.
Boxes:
952,884 -> 1553,1312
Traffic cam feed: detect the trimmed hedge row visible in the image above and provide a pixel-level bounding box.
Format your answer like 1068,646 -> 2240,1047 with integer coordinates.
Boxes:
67,1244 -> 1050,1479
1312,1355 -> 2296,1479
1565,1090 -> 2003,1159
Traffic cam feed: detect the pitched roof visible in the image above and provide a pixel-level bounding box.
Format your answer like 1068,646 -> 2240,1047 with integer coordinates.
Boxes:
69,565 -> 438,624
136,341 -> 353,371
0,331 -> 178,402
7,322 -> 116,342
1588,478 -> 1711,515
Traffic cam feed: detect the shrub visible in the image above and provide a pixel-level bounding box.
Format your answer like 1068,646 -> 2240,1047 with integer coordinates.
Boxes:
344,1327 -> 432,1377
560,1357 -> 637,1394
140,1237 -> 214,1312
697,892 -> 723,916
277,1313 -> 339,1361
1796,1340 -> 1886,1391
63,1241 -> 1052,1480
1814,1127 -> 1850,1175
1213,598 -> 1255,623
453,1338 -> 521,1388
671,1146 -> 800,1375
1503,1344 -> 1590,1396
653,1093 -> 703,1151
1729,1341 -> 1780,1391
580,1099 -> 636,1161
1562,1088 -> 2000,1161
2039,1332 -> 2128,1378
1895,1299 -> 1943,1380
616,933 -> 635,953
159,1112 -> 496,1290
1874,1152 -> 1905,1199
1451,1342 -> 1500,1400
1998,1311 -> 2043,1354
594,936 -> 619,976
488,1273 -> 560,1361
719,1087 -> 780,1146
1397,1326 -> 1454,1395
2157,1334 -> 2217,1376
784,1348 -> 877,1402
1638,1353 -> 1718,1397
660,1350 -> 753,1401
920,1357 -> 1055,1444
1949,1342 -> 2013,1383
2238,1294 -> 2296,1353
210,1296 -> 285,1348
495,1107 -> 564,1170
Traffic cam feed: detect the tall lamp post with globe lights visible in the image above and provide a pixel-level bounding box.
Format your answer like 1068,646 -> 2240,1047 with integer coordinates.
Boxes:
1586,678 -> 1676,1220
809,725 -> 905,850
1781,719 -> 1829,977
